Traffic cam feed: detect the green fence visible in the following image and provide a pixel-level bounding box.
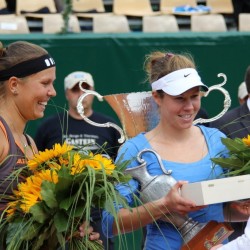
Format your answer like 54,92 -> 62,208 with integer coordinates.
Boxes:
2,32 -> 250,137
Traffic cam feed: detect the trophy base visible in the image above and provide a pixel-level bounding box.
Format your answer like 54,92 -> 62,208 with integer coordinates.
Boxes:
181,220 -> 234,250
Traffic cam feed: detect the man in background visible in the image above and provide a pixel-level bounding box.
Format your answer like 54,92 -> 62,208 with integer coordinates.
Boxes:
35,71 -> 121,250
210,67 -> 250,139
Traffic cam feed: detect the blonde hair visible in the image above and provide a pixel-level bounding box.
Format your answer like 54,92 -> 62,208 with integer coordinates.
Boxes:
144,51 -> 196,84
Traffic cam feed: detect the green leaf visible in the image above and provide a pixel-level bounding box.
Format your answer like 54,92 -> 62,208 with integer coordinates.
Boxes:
21,221 -> 41,241
30,203 -> 49,223
211,157 -> 243,168
94,186 -> 105,198
6,218 -> 26,247
56,231 -> 66,249
56,166 -> 73,193
69,200 -> 86,218
32,225 -> 53,250
59,191 -> 78,211
41,181 -> 58,209
54,210 -> 69,233
221,137 -> 247,153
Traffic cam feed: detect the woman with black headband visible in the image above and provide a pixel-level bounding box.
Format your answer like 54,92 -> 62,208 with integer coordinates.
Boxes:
100,51 -> 250,250
0,41 -> 100,248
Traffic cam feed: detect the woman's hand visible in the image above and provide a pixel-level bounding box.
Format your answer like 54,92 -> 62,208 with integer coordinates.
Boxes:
161,181 -> 206,215
79,221 -> 102,243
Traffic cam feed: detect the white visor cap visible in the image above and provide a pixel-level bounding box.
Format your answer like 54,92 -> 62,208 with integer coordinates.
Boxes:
151,68 -> 208,96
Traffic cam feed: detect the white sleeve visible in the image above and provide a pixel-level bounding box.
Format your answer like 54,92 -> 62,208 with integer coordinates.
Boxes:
218,218 -> 250,250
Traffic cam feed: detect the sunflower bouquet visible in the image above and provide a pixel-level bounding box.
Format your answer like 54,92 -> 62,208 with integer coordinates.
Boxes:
0,143 -> 131,250
211,135 -> 250,176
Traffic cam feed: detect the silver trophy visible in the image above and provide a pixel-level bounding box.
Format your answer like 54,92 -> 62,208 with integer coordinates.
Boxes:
125,148 -> 204,244
77,73 -> 231,144
77,73 -> 233,249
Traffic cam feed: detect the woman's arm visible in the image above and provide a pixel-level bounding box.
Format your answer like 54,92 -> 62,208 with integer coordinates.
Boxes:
112,181 -> 202,235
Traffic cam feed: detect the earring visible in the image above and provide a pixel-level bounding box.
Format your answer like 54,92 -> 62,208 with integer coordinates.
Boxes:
13,89 -> 18,95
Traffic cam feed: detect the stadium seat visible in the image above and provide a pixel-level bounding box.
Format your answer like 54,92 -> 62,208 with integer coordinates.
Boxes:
43,14 -> 81,33
113,0 -> 160,16
143,15 -> 179,32
206,0 -> 234,14
72,0 -> 105,13
16,0 -> 57,16
160,0 -> 197,14
72,0 -> 112,18
191,14 -> 227,32
239,13 -> 250,31
0,15 -> 30,34
93,15 -> 130,33
0,0 -> 6,9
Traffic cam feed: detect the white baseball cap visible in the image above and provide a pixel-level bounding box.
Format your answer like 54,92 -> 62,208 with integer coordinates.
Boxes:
238,81 -> 248,99
64,71 -> 94,90
151,68 -> 208,96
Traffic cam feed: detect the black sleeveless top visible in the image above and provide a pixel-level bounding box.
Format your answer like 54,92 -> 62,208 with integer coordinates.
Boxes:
0,116 -> 32,212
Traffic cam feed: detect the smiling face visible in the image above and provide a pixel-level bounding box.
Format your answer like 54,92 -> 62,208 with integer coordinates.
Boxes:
153,86 -> 201,130
11,67 -> 56,121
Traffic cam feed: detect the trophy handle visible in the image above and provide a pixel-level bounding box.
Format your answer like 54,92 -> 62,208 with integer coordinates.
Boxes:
76,83 -> 126,144
137,149 -> 173,175
193,73 -> 231,125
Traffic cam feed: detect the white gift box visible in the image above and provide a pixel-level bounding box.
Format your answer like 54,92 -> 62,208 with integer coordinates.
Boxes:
181,174 -> 250,205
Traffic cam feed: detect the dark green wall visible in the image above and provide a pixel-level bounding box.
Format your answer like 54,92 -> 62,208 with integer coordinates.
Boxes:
1,32 -> 250,137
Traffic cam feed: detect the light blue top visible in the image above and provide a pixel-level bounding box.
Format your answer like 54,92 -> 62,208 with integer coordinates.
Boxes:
102,125 -> 228,250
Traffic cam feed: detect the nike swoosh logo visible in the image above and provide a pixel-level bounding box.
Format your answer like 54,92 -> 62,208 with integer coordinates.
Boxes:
184,73 -> 191,77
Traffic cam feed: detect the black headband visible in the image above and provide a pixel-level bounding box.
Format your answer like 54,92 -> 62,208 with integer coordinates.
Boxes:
0,54 -> 55,81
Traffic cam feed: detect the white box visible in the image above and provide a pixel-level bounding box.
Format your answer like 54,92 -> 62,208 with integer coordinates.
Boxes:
181,175 -> 250,206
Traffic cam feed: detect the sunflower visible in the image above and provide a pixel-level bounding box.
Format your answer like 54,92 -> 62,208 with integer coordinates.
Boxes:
70,154 -> 116,175
28,142 -> 73,170
8,169 -> 58,214
92,154 -> 116,175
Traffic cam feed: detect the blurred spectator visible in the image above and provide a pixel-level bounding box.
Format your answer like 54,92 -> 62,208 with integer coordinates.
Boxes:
232,0 -> 250,27
4,0 -> 15,13
54,0 -> 64,12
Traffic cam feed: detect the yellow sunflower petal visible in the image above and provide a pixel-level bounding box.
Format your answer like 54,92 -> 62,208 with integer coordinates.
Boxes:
242,135 -> 250,146
27,142 -> 74,170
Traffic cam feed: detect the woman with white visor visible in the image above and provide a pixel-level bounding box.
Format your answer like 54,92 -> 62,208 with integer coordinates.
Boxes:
101,51 -> 249,250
